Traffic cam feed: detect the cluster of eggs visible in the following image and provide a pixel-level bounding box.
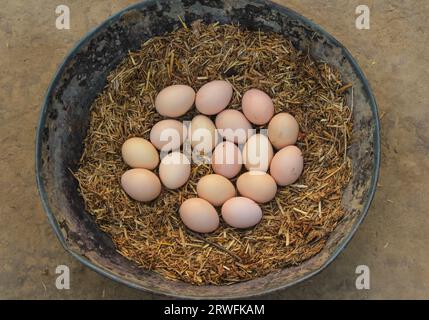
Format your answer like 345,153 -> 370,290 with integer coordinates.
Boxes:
120,80 -> 303,233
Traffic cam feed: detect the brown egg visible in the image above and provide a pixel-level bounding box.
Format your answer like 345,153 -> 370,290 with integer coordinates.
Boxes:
242,134 -> 274,173
215,109 -> 253,144
179,198 -> 220,233
121,169 -> 161,202
242,89 -> 274,125
267,113 -> 299,149
211,141 -> 243,178
221,197 -> 262,229
159,152 -> 191,189
270,145 -> 304,186
189,115 -> 219,154
150,119 -> 187,152
197,174 -> 236,206
236,172 -> 277,203
195,80 -> 233,115
155,85 -> 195,117
121,137 -> 159,169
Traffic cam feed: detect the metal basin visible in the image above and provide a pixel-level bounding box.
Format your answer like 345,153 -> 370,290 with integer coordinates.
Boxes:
35,0 -> 380,299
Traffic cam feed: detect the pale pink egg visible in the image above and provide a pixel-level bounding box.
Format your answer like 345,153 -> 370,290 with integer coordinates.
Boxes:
236,172 -> 277,204
242,89 -> 274,125
195,80 -> 233,115
270,145 -> 304,186
121,169 -> 161,202
197,174 -> 236,206
159,152 -> 191,189
121,137 -> 159,169
179,198 -> 220,233
211,141 -> 243,179
189,115 -> 219,154
150,119 -> 187,152
242,134 -> 274,173
155,85 -> 195,118
267,113 -> 299,149
215,109 -> 253,144
221,197 -> 262,229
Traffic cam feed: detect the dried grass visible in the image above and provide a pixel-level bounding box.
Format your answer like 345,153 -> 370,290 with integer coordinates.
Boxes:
74,22 -> 352,285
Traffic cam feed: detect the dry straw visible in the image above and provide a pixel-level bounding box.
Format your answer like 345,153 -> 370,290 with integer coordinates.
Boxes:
75,22 -> 352,285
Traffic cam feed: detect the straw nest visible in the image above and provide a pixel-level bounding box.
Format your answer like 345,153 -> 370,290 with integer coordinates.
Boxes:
74,22 -> 353,285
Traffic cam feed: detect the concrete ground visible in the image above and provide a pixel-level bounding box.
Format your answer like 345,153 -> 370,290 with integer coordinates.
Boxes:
0,0 -> 428,299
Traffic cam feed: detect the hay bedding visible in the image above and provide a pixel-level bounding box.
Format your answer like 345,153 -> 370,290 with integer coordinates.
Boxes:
74,22 -> 352,285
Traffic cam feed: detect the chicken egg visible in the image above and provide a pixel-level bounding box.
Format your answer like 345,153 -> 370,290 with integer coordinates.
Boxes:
197,174 -> 236,206
215,109 -> 253,144
159,152 -> 191,189
242,134 -> 273,172
211,141 -> 243,178
221,197 -> 262,229
195,80 -> 233,115
270,145 -> 304,186
150,119 -> 187,152
121,168 -> 161,202
267,113 -> 299,149
121,137 -> 159,170
242,89 -> 274,125
189,115 -> 219,154
236,172 -> 277,203
155,84 -> 195,117
179,198 -> 220,233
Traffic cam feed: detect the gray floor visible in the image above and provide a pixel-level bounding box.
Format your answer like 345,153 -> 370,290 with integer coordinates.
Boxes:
1,0 -> 428,299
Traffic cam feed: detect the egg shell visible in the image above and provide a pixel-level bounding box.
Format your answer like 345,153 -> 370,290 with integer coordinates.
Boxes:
215,109 -> 253,144
270,145 -> 304,186
195,80 -> 233,115
150,119 -> 187,152
197,174 -> 236,206
121,137 -> 159,169
159,152 -> 191,189
242,89 -> 274,125
242,134 -> 274,172
155,85 -> 195,117
236,172 -> 277,203
121,169 -> 161,202
179,198 -> 220,233
267,113 -> 299,149
211,141 -> 243,178
189,115 -> 219,154
221,197 -> 262,229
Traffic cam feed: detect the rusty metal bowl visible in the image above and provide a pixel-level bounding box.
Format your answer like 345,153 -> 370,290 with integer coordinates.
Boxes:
35,0 -> 380,299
